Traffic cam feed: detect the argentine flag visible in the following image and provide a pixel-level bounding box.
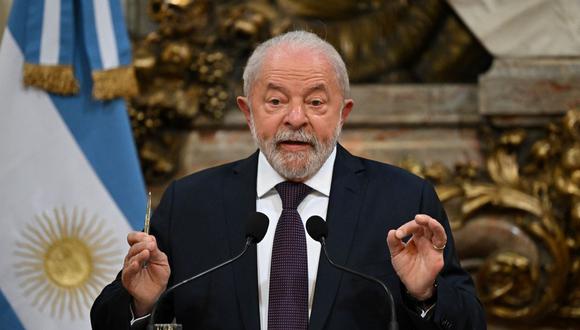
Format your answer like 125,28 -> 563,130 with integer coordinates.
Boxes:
0,1 -> 145,329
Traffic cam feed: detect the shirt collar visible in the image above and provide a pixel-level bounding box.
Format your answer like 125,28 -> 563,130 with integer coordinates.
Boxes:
256,146 -> 337,198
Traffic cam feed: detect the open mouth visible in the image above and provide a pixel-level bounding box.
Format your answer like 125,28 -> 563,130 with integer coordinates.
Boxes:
277,140 -> 312,150
281,140 -> 309,145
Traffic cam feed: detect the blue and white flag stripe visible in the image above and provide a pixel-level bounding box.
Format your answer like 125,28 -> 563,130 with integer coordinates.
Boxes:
24,0 -> 131,70
25,0 -> 71,66
91,0 -> 118,68
39,0 -> 61,64
80,0 -> 132,70
40,0 -> 61,64
58,0 -> 75,65
108,0 -> 133,66
0,0 -> 146,328
23,0 -> 45,64
0,289 -> 21,329
12,0 -> 145,230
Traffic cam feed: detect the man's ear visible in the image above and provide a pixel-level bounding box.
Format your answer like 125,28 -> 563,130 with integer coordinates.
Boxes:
340,99 -> 354,125
237,96 -> 252,125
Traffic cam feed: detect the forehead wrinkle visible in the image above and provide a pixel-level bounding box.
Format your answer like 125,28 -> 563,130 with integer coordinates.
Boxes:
263,78 -> 331,98
250,44 -> 347,97
265,82 -> 288,94
262,51 -> 331,77
265,68 -> 327,79
258,49 -> 339,96
304,83 -> 328,95
262,72 -> 331,93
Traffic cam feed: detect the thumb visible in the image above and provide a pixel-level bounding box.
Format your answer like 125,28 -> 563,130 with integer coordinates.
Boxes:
146,236 -> 168,265
387,229 -> 405,257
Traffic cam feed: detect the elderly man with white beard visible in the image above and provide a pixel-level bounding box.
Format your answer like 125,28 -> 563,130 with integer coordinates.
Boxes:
91,31 -> 486,330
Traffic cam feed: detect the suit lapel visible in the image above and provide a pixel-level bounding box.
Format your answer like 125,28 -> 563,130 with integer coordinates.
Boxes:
223,151 -> 261,330
309,145 -> 367,330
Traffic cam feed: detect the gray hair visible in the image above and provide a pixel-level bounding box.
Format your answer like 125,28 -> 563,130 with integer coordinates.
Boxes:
242,30 -> 350,98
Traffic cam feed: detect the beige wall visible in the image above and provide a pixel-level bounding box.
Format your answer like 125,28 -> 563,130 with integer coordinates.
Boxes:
0,0 -> 12,40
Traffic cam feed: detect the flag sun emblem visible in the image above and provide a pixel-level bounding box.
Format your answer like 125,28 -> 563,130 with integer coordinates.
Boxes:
14,207 -> 122,319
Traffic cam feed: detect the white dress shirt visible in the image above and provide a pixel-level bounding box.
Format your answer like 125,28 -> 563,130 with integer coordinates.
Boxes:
256,147 -> 336,330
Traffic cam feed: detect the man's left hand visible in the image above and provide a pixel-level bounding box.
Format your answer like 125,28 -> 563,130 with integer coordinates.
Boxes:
386,214 -> 447,301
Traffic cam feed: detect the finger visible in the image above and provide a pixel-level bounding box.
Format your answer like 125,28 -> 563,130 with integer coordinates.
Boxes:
125,237 -> 156,265
125,240 -> 150,260
417,214 -> 447,245
149,249 -> 169,267
414,214 -> 431,226
386,229 -> 405,256
130,236 -> 166,266
429,225 -> 447,249
147,236 -> 167,262
394,220 -> 423,240
123,249 -> 150,278
415,217 -> 433,241
127,231 -> 148,245
130,249 -> 151,268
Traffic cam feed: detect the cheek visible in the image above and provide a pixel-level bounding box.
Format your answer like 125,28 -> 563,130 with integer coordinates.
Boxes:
310,116 -> 340,138
253,116 -> 283,137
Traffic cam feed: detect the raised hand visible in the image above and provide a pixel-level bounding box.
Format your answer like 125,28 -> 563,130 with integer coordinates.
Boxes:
121,232 -> 171,316
386,214 -> 446,301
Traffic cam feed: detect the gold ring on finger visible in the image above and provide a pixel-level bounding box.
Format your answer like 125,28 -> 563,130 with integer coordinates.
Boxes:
432,243 -> 446,250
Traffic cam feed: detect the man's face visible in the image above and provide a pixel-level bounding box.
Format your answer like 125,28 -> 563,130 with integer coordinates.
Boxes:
237,45 -> 353,181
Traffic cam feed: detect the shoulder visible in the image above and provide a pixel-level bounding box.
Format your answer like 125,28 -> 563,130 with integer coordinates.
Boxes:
365,157 -> 430,195
170,151 -> 258,193
363,157 -> 423,183
343,150 -> 444,218
339,146 -> 427,192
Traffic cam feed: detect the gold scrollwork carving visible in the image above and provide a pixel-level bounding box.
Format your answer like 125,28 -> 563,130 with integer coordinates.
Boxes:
402,109 -> 580,322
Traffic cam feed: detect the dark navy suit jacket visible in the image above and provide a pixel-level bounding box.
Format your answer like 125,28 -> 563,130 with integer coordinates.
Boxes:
91,145 -> 486,329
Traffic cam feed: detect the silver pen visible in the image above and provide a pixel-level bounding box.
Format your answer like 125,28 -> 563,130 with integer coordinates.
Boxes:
144,191 -> 152,234
143,192 -> 152,268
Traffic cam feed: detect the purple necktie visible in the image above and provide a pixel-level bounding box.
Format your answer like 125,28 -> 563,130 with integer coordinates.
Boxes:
268,181 -> 312,330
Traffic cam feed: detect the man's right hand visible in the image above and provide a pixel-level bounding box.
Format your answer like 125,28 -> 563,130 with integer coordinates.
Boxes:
122,232 -> 171,317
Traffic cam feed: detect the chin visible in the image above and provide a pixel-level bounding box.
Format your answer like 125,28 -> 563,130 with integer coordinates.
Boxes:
263,140 -> 330,181
274,156 -> 317,181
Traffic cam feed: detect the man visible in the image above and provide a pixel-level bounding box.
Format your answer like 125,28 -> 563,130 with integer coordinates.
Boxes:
91,31 -> 486,329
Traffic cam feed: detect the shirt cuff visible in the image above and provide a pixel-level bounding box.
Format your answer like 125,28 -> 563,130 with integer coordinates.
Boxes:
400,281 -> 438,320
130,303 -> 151,326
419,302 -> 437,319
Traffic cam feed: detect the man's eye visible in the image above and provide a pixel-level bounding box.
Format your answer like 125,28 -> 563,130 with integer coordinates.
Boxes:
311,99 -> 323,106
269,99 -> 280,106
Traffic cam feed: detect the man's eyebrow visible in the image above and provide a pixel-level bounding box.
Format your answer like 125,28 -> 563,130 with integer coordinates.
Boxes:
266,83 -> 288,94
304,83 -> 328,94
265,83 -> 328,93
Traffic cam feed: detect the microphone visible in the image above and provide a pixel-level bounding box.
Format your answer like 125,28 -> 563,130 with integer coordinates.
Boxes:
148,212 -> 269,329
306,216 -> 398,330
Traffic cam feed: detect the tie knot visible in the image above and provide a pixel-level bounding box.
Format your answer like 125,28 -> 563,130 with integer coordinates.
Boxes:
275,181 -> 312,210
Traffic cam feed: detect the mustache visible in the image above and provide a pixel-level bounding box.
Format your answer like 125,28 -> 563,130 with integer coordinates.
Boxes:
273,128 -> 317,146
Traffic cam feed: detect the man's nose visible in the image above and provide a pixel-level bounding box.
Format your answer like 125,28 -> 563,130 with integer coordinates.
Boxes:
285,102 -> 308,128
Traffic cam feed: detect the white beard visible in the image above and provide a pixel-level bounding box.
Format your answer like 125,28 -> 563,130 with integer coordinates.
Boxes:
249,113 -> 341,181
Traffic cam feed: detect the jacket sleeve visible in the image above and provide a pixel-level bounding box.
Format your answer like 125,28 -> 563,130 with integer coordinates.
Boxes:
90,182 -> 177,330
404,181 -> 487,330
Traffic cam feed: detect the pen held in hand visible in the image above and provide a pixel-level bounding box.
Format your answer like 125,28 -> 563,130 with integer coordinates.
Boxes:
143,191 -> 152,268
144,191 -> 152,234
